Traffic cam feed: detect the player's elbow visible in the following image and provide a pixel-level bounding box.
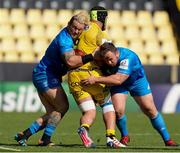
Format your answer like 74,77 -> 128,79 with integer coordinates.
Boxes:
66,61 -> 75,68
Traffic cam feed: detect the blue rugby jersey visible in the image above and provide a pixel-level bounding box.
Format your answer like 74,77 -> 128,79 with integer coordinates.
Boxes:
109,47 -> 146,85
37,27 -> 74,76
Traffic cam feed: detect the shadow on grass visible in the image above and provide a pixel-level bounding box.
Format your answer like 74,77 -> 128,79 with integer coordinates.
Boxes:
0,142 -> 83,147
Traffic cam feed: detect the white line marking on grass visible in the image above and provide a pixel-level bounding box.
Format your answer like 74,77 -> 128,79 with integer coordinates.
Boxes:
57,132 -> 180,136
0,146 -> 21,152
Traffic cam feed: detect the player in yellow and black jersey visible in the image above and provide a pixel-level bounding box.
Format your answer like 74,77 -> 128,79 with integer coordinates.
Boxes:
68,6 -> 125,148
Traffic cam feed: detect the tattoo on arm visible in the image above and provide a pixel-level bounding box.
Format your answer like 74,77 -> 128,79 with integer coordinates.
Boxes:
63,51 -> 75,62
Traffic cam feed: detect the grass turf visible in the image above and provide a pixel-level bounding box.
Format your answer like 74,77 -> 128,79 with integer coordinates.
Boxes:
0,111 -> 180,152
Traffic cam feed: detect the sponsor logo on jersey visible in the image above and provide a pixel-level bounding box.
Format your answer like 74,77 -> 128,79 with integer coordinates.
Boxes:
119,59 -> 129,70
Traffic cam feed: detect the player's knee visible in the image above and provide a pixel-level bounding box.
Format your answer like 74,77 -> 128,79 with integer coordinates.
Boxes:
142,107 -> 156,118
115,110 -> 125,118
84,109 -> 96,120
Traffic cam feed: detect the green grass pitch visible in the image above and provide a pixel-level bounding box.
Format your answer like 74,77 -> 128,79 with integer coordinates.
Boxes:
0,111 -> 180,152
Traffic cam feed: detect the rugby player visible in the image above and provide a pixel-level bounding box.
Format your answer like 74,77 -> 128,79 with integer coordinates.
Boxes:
68,6 -> 124,148
14,12 -> 92,146
82,42 -> 179,147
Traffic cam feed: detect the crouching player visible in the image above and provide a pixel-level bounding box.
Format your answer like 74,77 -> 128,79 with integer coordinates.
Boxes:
68,6 -> 125,148
82,42 -> 179,147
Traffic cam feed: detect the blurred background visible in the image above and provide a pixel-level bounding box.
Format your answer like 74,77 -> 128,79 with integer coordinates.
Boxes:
0,0 -> 179,113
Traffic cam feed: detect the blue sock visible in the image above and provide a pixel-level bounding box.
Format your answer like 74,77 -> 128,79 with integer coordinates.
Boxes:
29,121 -> 41,135
150,112 -> 170,141
116,115 -> 128,137
44,124 -> 56,137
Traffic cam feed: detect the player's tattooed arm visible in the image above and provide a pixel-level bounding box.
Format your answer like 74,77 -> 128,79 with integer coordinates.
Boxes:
62,50 -> 94,69
62,50 -> 83,68
63,50 -> 75,61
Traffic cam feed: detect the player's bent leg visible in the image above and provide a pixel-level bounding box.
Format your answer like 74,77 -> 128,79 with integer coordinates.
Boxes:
38,87 -> 69,146
134,94 -> 179,146
70,77 -> 97,148
42,87 -> 69,116
15,117 -> 49,147
14,93 -> 54,146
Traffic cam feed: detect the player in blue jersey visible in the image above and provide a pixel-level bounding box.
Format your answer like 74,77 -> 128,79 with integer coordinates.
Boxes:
14,12 -> 93,146
82,42 -> 178,147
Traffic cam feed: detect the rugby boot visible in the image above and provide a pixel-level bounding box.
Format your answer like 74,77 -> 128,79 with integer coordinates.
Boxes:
120,135 -> 130,146
77,126 -> 96,148
165,139 -> 179,147
107,135 -> 126,148
14,132 -> 27,146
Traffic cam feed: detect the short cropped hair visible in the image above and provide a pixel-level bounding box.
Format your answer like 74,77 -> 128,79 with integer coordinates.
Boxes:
99,42 -> 117,57
69,11 -> 90,26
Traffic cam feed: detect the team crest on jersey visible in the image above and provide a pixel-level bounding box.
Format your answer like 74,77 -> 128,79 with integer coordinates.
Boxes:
119,59 -> 129,70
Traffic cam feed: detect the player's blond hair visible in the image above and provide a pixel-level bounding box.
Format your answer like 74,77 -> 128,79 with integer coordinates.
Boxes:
69,11 -> 90,26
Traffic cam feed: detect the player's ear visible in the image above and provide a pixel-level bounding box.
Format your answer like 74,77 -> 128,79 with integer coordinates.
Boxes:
115,50 -> 119,57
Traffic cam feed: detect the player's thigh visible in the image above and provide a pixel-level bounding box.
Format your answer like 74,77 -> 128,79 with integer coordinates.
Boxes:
110,85 -> 128,113
134,93 -> 157,117
111,93 -> 128,115
72,88 -> 93,105
38,92 -> 54,114
54,87 -> 69,113
42,87 -> 69,114
68,70 -> 98,119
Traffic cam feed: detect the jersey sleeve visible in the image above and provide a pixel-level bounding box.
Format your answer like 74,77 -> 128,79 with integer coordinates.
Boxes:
57,30 -> 74,54
117,55 -> 134,75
